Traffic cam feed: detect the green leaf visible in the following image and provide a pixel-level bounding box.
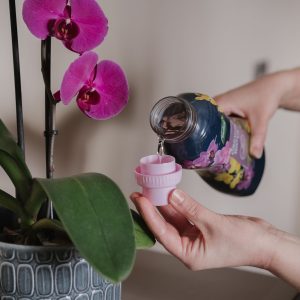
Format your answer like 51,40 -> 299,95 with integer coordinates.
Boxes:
131,210 -> 156,249
0,189 -> 26,218
25,181 -> 47,220
35,173 -> 135,283
30,219 -> 70,245
0,120 -> 32,202
32,218 -> 65,233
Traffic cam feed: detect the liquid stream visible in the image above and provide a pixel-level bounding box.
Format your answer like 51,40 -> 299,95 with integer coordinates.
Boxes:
157,136 -> 165,163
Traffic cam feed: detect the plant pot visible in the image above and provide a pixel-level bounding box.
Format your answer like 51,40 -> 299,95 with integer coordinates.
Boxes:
0,241 -> 121,299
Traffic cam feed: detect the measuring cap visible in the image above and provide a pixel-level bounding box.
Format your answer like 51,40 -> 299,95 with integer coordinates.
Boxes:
135,154 -> 182,206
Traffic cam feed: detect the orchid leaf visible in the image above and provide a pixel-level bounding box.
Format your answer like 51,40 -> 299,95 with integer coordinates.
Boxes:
0,120 -> 32,203
131,210 -> 156,249
32,218 -> 65,233
25,180 -> 47,220
0,189 -> 25,218
31,218 -> 70,245
35,173 -> 135,283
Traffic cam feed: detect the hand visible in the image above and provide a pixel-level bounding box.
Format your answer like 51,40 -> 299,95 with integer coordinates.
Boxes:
215,70 -> 292,158
130,189 -> 279,271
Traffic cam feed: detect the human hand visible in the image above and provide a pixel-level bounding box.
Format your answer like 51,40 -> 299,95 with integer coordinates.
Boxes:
130,189 -> 280,271
215,71 -> 292,158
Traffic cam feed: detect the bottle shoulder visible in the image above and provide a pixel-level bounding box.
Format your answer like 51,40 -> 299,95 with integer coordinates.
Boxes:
178,93 -> 230,147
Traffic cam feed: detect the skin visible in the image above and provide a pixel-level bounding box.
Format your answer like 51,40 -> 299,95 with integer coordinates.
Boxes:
131,68 -> 300,290
216,68 -> 300,158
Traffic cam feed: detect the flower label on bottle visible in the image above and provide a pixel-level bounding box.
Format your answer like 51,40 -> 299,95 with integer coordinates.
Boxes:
150,93 -> 265,196
229,118 -> 251,165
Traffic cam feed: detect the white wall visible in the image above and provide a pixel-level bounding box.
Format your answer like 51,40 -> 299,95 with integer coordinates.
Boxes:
1,0 -> 300,255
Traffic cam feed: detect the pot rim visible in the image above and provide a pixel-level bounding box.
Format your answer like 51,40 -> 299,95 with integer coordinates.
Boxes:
0,240 -> 75,251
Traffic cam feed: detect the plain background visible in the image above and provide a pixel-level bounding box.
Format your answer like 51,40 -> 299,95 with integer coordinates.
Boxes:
1,0 -> 300,294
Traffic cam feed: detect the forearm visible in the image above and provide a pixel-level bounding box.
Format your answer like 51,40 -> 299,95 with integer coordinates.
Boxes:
279,67 -> 300,111
243,220 -> 300,290
268,231 -> 300,290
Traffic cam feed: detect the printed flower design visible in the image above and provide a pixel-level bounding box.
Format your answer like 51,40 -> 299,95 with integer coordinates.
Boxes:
214,141 -> 231,165
209,141 -> 231,173
184,139 -> 231,170
195,93 -> 223,112
237,165 -> 254,190
214,157 -> 243,189
183,139 -> 218,169
60,51 -> 129,120
195,93 -> 217,106
22,0 -> 108,53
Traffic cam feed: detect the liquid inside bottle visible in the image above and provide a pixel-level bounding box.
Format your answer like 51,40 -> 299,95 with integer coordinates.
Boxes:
150,93 -> 265,196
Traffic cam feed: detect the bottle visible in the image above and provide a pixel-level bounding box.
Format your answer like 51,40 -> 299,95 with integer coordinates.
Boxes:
149,93 -> 265,196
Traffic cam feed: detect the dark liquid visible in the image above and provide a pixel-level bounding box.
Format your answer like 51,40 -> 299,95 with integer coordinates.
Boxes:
159,103 -> 188,139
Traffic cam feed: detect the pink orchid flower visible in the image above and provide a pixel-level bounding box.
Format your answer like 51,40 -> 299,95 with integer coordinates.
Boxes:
22,0 -> 108,53
60,51 -> 129,120
214,141 -> 231,166
209,142 -> 231,173
183,139 -> 218,169
237,165 -> 254,190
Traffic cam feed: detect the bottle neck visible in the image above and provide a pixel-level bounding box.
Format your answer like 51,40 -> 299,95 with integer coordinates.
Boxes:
150,96 -> 197,143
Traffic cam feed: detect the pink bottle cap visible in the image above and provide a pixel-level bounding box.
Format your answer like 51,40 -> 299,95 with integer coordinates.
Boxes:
135,154 -> 182,206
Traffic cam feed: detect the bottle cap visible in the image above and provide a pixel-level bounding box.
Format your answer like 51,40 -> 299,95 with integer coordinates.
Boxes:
135,154 -> 182,206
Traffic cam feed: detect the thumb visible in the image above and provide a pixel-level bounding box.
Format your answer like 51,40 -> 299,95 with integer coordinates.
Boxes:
169,189 -> 213,227
248,115 -> 268,159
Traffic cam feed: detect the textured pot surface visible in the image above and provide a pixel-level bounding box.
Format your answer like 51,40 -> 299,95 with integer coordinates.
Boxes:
0,241 -> 121,299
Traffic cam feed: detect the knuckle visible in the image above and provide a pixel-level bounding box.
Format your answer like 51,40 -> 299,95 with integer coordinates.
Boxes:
158,227 -> 167,238
185,202 -> 202,221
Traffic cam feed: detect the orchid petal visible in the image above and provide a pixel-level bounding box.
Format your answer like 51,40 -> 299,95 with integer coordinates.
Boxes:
81,60 -> 129,120
68,0 -> 108,53
193,152 -> 210,168
207,139 -> 218,153
60,51 -> 98,104
214,141 -> 231,165
22,0 -> 66,39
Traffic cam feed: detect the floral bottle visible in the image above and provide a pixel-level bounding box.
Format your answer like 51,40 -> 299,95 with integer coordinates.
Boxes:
150,93 -> 265,196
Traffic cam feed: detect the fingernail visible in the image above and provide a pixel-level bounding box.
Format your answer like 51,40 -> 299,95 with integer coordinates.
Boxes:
170,189 -> 185,204
130,192 -> 142,202
251,146 -> 262,159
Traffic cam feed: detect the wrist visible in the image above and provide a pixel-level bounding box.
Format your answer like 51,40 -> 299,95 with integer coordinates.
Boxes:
269,233 -> 300,290
267,70 -> 294,108
278,68 -> 300,108
267,230 -> 300,271
250,225 -> 284,271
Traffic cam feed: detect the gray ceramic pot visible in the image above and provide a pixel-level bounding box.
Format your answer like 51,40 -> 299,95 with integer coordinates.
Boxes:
0,241 -> 121,299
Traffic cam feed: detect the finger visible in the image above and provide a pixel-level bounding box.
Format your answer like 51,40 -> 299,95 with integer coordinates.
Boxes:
214,93 -> 234,115
215,93 -> 246,118
158,204 -> 192,234
130,193 -> 183,257
248,114 -> 268,159
169,189 -> 213,229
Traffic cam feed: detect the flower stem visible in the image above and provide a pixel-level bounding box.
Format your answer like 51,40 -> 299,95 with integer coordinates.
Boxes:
9,0 -> 25,154
41,38 -> 57,219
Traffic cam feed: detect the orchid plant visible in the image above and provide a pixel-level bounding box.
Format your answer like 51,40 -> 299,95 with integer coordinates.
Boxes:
0,0 -> 155,283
